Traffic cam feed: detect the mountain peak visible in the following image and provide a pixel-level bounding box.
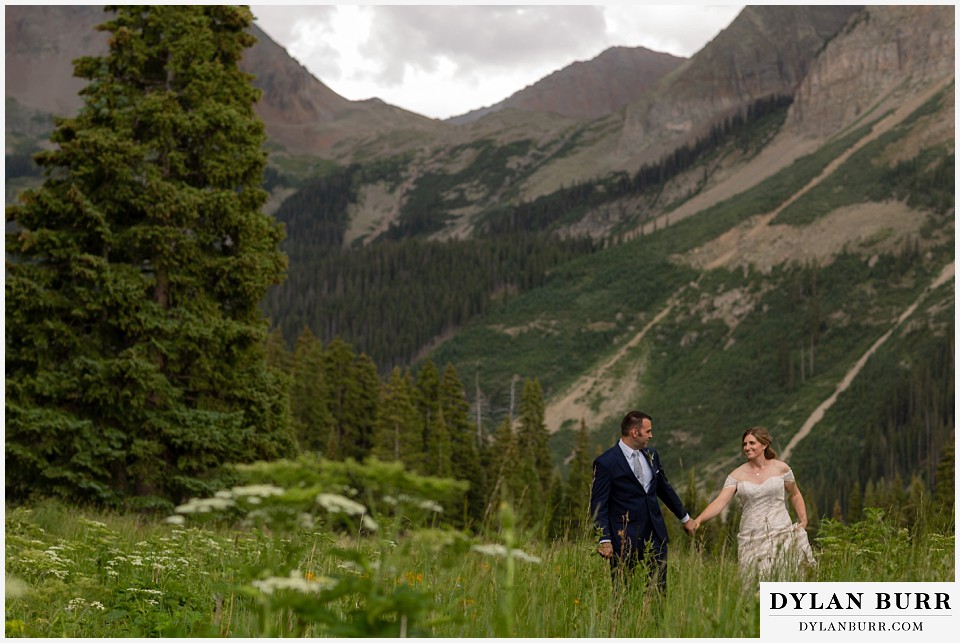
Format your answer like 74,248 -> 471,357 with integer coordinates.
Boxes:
447,45 -> 685,125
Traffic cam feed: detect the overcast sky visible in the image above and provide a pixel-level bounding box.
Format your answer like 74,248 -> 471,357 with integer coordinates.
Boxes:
250,4 -> 745,120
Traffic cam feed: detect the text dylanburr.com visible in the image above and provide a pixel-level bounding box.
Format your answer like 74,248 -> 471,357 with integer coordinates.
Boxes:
760,582 -> 955,640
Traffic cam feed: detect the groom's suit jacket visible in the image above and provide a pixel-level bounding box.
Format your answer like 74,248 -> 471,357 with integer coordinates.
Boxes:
590,443 -> 687,557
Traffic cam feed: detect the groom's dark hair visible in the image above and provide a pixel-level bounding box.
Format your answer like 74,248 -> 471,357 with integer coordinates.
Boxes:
621,410 -> 653,435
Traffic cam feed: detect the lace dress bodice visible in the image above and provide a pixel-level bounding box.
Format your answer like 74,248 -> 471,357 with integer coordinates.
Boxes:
723,469 -> 815,582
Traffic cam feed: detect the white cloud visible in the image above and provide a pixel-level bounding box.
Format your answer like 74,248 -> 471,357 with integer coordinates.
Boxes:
251,4 -> 744,119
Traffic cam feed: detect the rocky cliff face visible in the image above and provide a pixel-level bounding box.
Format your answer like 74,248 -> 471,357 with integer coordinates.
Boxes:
449,46 -> 684,124
617,5 -> 863,160
788,5 -> 956,138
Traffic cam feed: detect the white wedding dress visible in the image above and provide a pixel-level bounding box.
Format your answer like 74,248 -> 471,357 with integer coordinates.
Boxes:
724,469 -> 816,582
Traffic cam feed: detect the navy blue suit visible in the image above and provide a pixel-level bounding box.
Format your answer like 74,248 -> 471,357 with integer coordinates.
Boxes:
590,443 -> 688,590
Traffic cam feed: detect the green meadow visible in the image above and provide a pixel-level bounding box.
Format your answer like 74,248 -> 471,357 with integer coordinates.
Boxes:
5,460 -> 953,638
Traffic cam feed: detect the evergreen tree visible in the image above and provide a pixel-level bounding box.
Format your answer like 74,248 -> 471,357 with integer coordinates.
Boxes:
5,6 -> 292,507
372,367 -> 421,468
414,359 -> 443,471
485,417 -> 518,525
426,407 -> 453,479
516,378 -> 552,492
320,337 -> 356,460
566,418 -> 593,525
344,352 -> 380,461
289,327 -> 331,451
439,363 -> 486,527
264,326 -> 292,373
319,337 -> 379,461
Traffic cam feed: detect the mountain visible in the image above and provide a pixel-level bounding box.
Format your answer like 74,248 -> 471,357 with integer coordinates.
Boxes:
4,5 -> 441,159
448,46 -> 685,125
5,5 -> 955,518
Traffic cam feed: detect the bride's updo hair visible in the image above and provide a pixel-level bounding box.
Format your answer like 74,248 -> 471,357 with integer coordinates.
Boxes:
742,426 -> 777,460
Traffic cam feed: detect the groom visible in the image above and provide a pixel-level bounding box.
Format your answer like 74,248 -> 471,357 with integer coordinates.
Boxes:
590,410 -> 695,593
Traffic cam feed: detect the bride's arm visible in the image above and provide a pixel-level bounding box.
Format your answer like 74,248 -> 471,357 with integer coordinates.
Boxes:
785,480 -> 808,529
694,485 -> 737,526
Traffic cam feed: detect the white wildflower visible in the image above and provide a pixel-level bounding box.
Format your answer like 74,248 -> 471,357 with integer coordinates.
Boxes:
163,515 -> 186,526
471,543 -> 507,557
90,601 -> 106,611
231,484 -> 285,498
510,549 -> 542,564
174,497 -> 236,514
361,515 -> 379,532
471,544 -> 541,564
418,500 -> 444,513
66,597 -> 87,611
252,570 -> 336,595
316,493 -> 367,516
245,496 -> 262,505
297,513 -> 315,530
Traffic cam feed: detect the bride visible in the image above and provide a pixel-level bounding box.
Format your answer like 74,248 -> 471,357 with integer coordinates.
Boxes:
692,427 -> 816,581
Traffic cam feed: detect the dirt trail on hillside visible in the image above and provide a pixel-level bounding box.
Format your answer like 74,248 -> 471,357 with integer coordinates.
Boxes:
780,261 -> 954,461
701,77 -> 954,271
543,78 -> 952,439
544,291 -> 684,434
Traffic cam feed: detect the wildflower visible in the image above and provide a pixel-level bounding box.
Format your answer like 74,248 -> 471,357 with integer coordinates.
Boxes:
361,515 -> 379,532
252,570 -> 336,595
66,598 -> 87,611
163,515 -> 186,526
418,500 -> 444,513
174,497 -> 236,514
471,543 -> 507,557
297,513 -> 315,530
90,601 -> 105,611
231,484 -> 285,498
511,549 -> 542,564
316,493 -> 367,516
471,543 -> 541,564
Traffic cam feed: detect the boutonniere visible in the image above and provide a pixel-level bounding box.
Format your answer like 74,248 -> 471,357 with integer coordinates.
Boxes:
643,449 -> 656,468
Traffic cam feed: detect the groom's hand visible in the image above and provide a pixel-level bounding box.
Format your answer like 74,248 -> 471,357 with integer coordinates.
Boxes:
597,542 -> 613,558
683,519 -> 698,535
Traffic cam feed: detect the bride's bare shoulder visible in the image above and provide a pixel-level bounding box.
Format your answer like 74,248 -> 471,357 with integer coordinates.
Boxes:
770,459 -> 791,474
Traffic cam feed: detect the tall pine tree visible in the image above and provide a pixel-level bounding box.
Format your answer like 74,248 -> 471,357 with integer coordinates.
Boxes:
5,6 -> 293,507
290,327 -> 331,451
439,363 -> 486,527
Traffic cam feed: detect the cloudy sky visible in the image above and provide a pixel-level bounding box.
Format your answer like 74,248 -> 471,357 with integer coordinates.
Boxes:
250,4 -> 744,120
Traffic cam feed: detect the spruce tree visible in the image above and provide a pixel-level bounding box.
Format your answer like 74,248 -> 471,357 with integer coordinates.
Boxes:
373,367 -> 421,468
346,353 -> 381,460
565,418 -> 594,529
439,363 -> 486,526
5,6 -> 293,507
290,327 -> 331,451
517,378 -> 552,492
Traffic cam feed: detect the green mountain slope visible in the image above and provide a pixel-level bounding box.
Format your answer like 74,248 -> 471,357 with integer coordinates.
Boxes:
427,81 -> 954,515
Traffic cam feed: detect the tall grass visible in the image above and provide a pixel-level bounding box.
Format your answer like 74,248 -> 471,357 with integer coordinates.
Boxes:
5,492 -> 953,638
